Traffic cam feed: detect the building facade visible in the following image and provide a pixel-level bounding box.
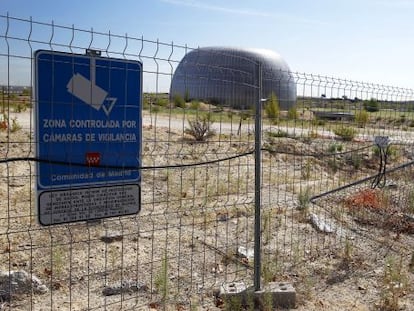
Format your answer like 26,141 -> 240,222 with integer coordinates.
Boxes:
170,47 -> 297,110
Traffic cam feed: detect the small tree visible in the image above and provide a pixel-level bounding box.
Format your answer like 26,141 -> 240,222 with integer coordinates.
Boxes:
265,92 -> 280,124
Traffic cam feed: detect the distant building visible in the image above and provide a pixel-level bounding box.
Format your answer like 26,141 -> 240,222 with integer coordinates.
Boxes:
170,47 -> 297,110
0,85 -> 31,95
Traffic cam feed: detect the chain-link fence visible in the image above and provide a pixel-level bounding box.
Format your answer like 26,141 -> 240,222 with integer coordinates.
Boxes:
1,14 -> 414,310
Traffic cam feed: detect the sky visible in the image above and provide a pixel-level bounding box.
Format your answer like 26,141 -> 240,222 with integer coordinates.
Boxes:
1,0 -> 414,90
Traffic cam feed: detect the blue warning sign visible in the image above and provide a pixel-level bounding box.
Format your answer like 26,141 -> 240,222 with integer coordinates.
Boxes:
35,50 -> 142,225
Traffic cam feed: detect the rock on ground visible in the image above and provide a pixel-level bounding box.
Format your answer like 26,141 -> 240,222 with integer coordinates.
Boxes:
0,270 -> 48,300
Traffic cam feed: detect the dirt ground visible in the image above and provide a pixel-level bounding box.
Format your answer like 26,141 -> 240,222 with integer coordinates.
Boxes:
0,110 -> 413,310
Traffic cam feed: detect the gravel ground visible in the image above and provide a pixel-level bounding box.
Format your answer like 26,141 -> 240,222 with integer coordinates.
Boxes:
0,110 -> 413,310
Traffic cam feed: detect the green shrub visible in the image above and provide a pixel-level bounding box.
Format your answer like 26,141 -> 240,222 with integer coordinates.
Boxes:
185,114 -> 215,141
14,103 -> 27,113
302,160 -> 312,180
10,117 -> 21,132
355,109 -> 369,127
328,159 -> 339,173
395,115 -> 407,126
363,98 -> 379,112
347,153 -> 362,170
308,130 -> 318,139
312,118 -> 326,126
372,145 -> 398,159
239,110 -> 251,120
334,127 -> 357,141
173,93 -> 186,108
22,88 -> 31,96
190,100 -> 200,110
142,97 -> 150,110
288,106 -> 298,120
155,97 -> 169,107
151,106 -> 160,114
0,114 -> 8,130
328,143 -> 343,153
265,92 -> 279,124
298,187 -> 311,211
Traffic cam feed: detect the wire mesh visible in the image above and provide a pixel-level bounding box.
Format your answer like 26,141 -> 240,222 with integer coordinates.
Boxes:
1,13 -> 414,310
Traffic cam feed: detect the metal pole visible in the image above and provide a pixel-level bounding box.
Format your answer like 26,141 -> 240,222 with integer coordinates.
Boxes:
254,63 -> 262,292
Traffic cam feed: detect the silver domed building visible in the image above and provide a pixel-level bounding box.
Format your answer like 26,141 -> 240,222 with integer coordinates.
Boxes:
170,47 -> 296,110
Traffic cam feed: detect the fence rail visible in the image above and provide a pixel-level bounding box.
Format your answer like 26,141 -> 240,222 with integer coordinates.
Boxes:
1,13 -> 414,310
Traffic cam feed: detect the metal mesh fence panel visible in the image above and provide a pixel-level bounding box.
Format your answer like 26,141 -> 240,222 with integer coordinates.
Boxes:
1,14 -> 414,310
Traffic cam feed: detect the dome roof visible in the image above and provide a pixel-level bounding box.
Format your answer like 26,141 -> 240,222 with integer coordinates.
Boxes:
170,46 -> 297,110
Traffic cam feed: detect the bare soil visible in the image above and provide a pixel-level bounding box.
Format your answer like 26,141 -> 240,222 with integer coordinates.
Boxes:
0,110 -> 413,311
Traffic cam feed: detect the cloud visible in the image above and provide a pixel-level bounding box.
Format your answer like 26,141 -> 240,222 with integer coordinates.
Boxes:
160,0 -> 326,25
160,0 -> 272,17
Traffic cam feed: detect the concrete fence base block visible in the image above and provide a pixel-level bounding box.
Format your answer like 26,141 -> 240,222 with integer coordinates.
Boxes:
219,281 -> 296,309
255,282 -> 296,309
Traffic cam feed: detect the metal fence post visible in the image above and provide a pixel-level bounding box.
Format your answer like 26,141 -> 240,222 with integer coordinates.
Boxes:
254,62 -> 263,292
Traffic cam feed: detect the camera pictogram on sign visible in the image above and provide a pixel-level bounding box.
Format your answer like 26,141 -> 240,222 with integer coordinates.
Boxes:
66,58 -> 117,116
